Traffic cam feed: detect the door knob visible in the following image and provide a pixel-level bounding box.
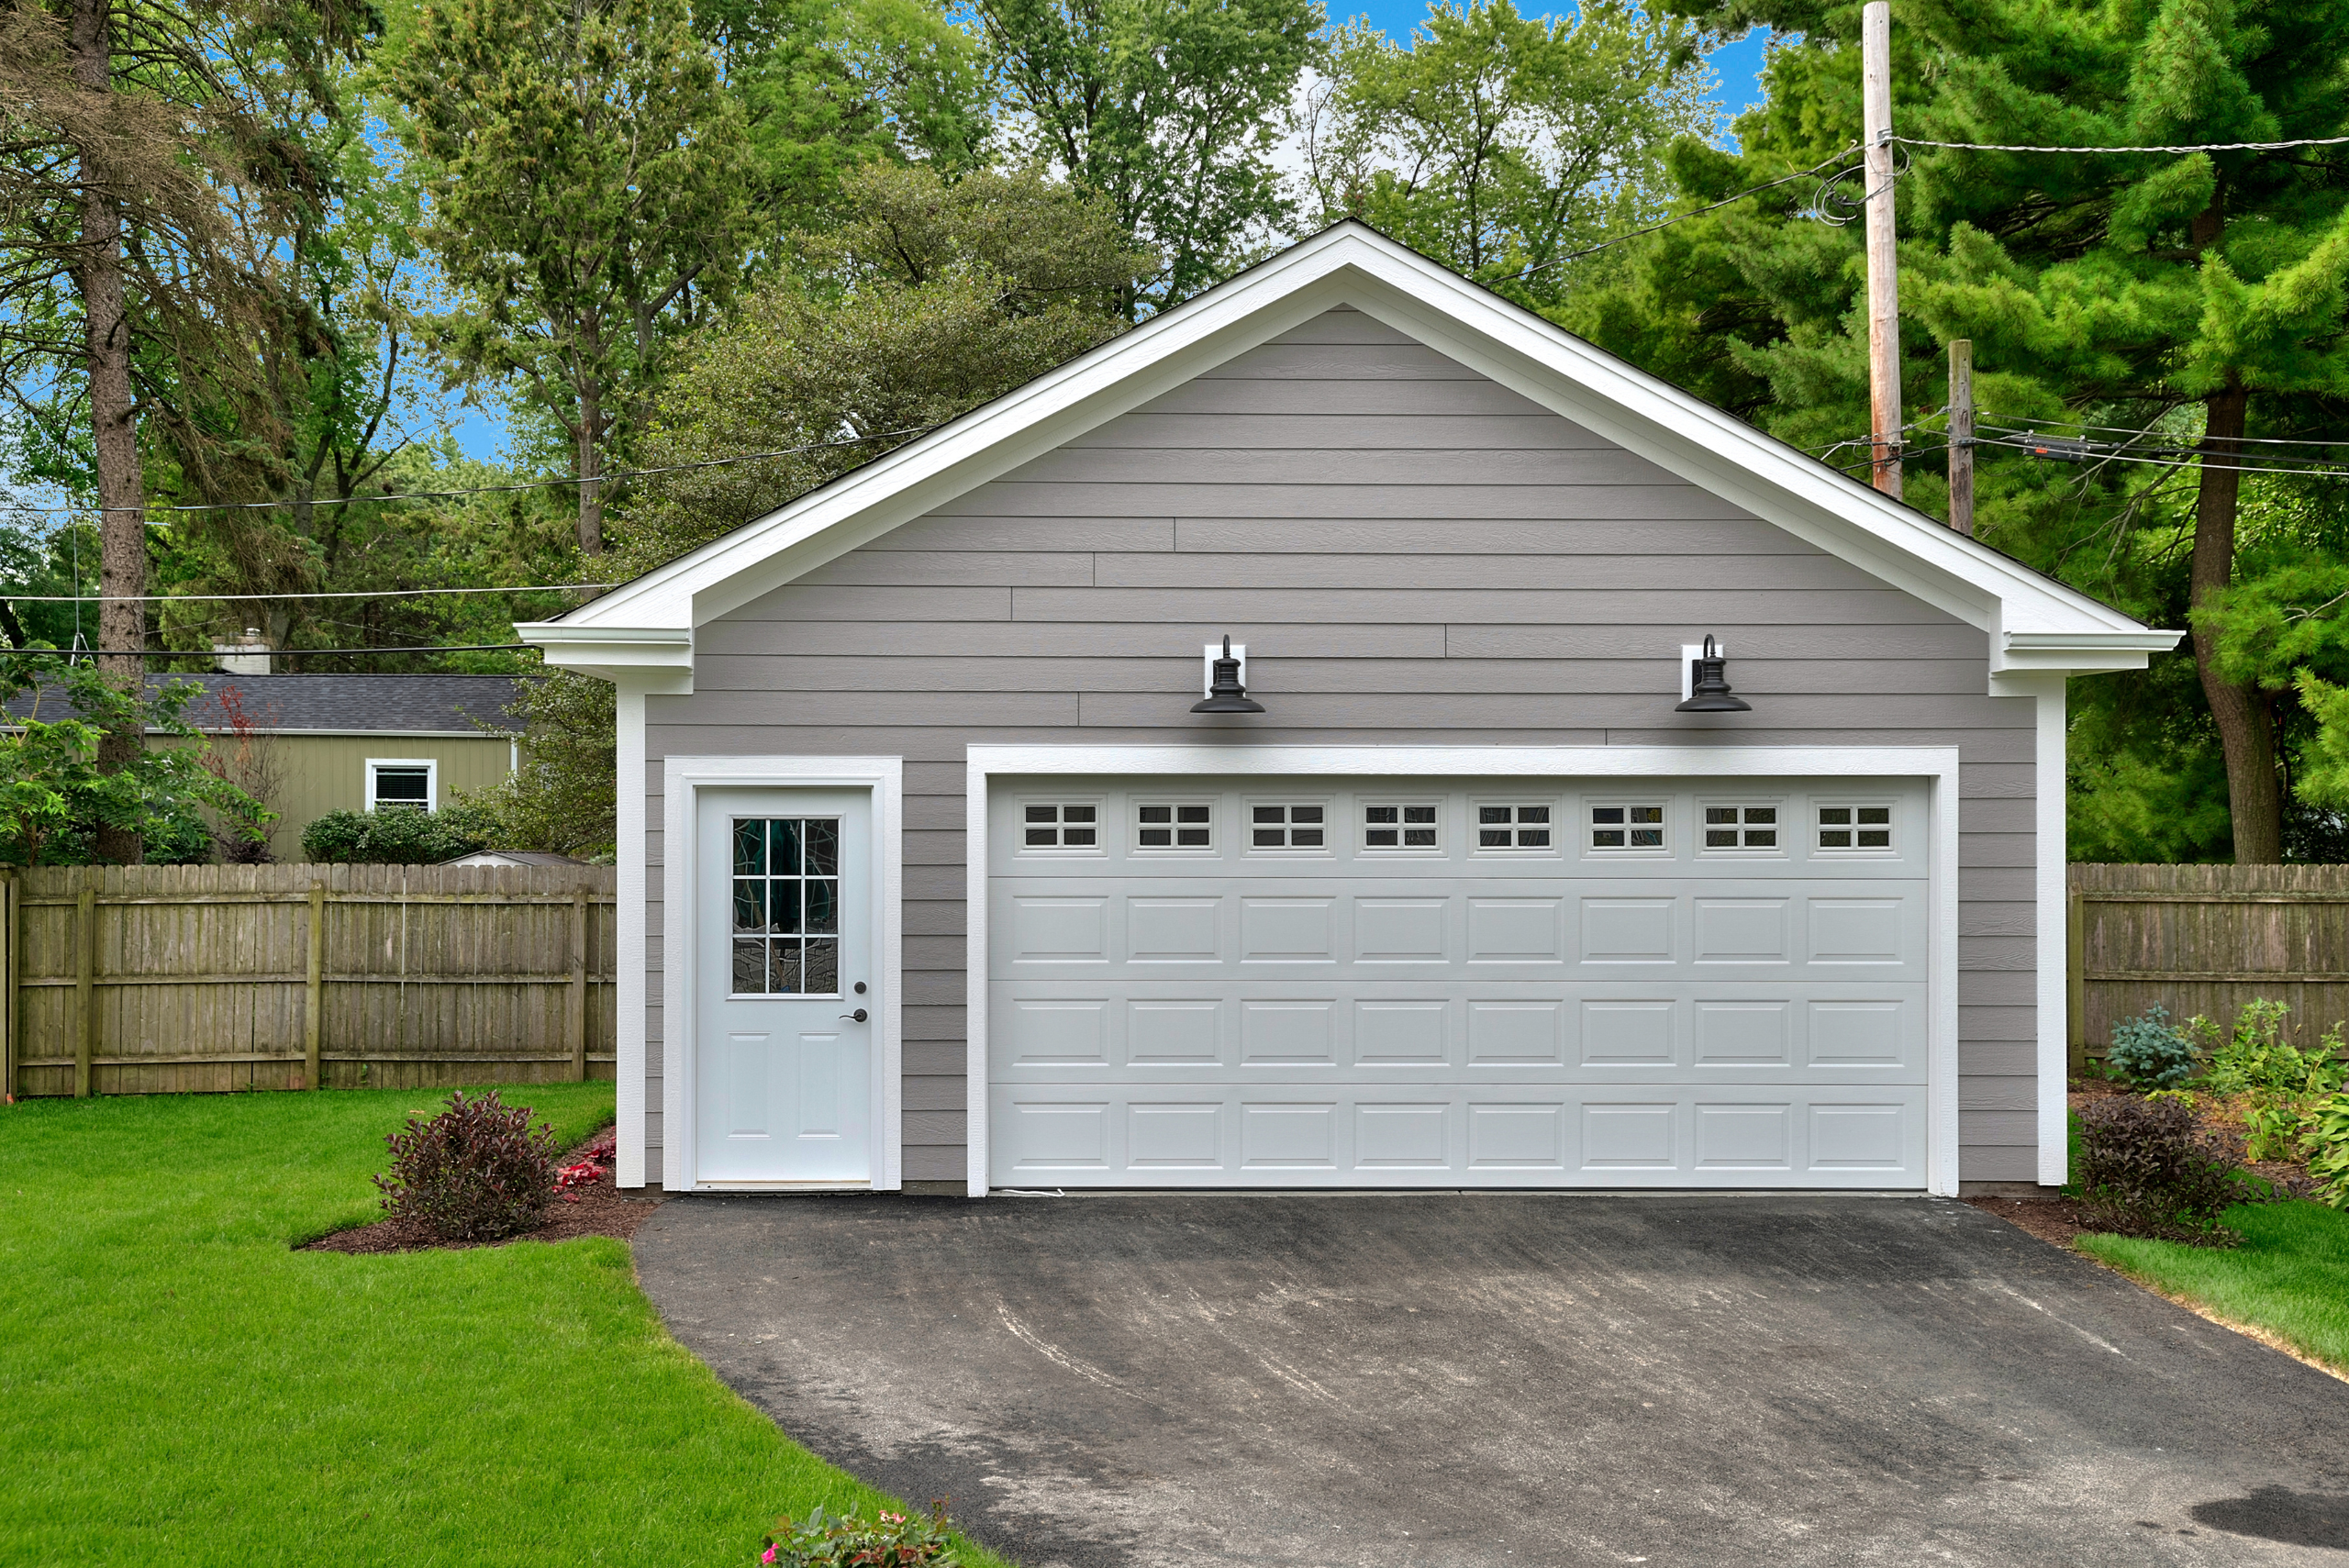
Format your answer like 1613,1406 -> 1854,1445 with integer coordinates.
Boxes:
840,1008 -> 868,1023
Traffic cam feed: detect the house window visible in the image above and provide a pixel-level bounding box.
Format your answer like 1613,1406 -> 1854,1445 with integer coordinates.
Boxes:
1703,806 -> 1778,850
1022,803 -> 1098,849
366,759 -> 437,812
1818,805 -> 1893,851
730,817 -> 841,995
1476,804 -> 1553,850
1590,804 -> 1665,850
1136,802 -> 1213,850
1249,803 -> 1326,850
1363,802 -> 1439,851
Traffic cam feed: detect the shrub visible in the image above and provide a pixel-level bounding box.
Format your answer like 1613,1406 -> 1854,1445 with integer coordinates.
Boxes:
301,801 -> 498,864
2074,1095 -> 2265,1246
373,1089 -> 561,1241
2310,1095 -> 2349,1210
2106,1004 -> 2198,1090
758,1504 -> 956,1567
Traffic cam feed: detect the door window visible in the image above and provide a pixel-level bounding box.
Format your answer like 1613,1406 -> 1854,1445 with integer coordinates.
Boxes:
730,817 -> 841,995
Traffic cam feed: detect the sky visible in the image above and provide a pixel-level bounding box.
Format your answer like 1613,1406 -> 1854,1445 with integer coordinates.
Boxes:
438,6 -> 1776,463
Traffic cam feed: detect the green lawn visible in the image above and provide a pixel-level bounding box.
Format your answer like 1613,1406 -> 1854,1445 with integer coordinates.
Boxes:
0,1086 -> 1014,1568
2078,1200 -> 2349,1375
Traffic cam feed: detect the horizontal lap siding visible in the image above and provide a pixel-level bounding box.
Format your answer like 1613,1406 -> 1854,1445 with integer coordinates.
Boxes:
644,307 -> 2036,1184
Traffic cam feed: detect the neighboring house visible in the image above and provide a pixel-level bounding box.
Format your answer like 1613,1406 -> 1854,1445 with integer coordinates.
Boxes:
520,223 -> 2180,1201
5,673 -> 519,861
442,849 -> 596,868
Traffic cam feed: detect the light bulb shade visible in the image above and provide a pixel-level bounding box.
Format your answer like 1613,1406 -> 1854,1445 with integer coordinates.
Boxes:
1193,635 -> 1265,714
1675,635 -> 1752,714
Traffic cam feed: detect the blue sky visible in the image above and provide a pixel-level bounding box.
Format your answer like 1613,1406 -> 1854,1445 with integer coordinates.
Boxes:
442,6 -> 1775,463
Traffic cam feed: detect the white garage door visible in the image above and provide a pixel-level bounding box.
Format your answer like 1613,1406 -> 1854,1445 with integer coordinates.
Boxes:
986,776 -> 1932,1189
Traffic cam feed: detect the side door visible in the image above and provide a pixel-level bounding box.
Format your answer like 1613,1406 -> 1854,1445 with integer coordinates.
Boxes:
696,788 -> 874,1185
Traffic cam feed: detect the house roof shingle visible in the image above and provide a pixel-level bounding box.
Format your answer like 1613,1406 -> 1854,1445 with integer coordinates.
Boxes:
4,673 -> 523,734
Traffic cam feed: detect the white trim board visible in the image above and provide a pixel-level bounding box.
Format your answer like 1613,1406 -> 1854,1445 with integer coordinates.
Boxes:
519,225 -> 2177,683
963,743 -> 1965,1200
656,755 -> 905,1194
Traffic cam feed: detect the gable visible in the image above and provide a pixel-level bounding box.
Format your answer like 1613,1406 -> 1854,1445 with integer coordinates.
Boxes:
521,225 -> 2173,685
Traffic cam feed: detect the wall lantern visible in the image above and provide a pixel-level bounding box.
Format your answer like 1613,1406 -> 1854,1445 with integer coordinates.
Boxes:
1192,635 -> 1265,714
1675,635 -> 1752,714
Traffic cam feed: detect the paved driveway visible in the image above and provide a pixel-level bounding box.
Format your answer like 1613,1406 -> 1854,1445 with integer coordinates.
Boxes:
634,1195 -> 2349,1566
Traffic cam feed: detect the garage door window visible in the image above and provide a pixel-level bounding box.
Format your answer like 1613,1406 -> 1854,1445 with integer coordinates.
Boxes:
1818,805 -> 1893,851
1363,802 -> 1439,851
1022,803 -> 1098,850
1250,803 -> 1327,850
1703,806 -> 1778,850
1476,804 -> 1553,850
1589,804 -> 1665,850
1136,802 -> 1213,850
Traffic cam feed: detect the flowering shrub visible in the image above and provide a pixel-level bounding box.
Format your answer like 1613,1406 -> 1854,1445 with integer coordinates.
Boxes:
555,1127 -> 618,1203
373,1089 -> 561,1240
757,1504 -> 956,1566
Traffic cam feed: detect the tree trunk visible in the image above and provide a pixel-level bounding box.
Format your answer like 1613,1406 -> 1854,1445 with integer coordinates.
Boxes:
70,0 -> 146,865
2189,382 -> 2283,863
575,368 -> 604,558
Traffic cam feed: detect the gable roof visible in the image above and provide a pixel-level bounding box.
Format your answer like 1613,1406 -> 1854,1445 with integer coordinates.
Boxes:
4,673 -> 520,734
518,222 -> 2176,687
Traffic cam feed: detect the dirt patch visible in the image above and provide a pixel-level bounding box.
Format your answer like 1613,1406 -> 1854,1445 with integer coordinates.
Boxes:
1963,1193 -> 2103,1248
303,1136 -> 663,1255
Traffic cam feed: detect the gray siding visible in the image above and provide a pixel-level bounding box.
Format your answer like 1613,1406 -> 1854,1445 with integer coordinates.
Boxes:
645,306 -> 2041,1185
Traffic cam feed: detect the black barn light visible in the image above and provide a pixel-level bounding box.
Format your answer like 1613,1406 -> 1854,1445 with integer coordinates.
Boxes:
1675,635 -> 1752,714
1193,635 -> 1265,714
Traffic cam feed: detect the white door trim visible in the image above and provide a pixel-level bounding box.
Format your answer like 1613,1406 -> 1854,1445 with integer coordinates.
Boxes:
664,755 -> 904,1192
966,744 -> 1964,1198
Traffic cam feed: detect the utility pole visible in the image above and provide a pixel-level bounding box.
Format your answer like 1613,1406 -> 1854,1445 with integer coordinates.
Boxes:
1862,0 -> 1901,499
1947,339 -> 1975,535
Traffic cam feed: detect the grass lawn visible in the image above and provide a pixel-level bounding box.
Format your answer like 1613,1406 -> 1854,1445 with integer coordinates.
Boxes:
0,1086 -> 1015,1568
2077,1200 -> 2349,1376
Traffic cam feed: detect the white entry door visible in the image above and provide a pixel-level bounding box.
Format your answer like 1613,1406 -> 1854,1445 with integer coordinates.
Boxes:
696,788 -> 874,1185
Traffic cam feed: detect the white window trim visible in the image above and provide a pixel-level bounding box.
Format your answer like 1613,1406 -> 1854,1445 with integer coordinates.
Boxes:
662,754 -> 904,1195
365,757 -> 438,812
966,744 -> 1964,1199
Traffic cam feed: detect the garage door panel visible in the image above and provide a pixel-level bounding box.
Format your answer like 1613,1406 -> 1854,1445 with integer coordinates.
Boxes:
989,1084 -> 1931,1186
990,776 -> 1934,1188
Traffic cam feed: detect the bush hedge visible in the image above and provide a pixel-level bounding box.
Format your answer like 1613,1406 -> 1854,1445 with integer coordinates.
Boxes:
301,801 -> 498,864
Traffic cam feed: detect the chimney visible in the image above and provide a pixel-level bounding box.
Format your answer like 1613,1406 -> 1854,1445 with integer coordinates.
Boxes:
214,627 -> 273,676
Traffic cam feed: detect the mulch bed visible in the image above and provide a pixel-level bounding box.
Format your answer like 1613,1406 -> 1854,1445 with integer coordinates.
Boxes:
302,1136 -> 665,1256
1964,1079 -> 2317,1251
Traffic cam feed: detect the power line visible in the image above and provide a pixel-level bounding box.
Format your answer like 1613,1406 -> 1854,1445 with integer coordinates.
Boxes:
1983,416 -> 2349,449
3,583 -> 616,604
1896,132 -> 2349,155
0,426 -> 937,517
12,642 -> 540,658
1497,145 -> 1866,282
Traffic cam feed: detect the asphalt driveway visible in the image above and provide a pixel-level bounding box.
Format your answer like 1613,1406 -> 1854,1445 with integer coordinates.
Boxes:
633,1194 -> 2349,1566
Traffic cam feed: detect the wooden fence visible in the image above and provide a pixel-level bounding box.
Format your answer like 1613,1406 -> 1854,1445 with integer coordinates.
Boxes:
0,863 -> 616,1097
2070,862 -> 2349,1068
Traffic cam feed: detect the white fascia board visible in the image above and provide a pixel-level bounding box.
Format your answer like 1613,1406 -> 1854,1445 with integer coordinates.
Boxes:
540,223 -> 2153,649
1990,628 -> 2185,682
515,622 -> 695,691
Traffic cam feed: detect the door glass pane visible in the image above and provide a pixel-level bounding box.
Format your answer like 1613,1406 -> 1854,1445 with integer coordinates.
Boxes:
730,817 -> 843,994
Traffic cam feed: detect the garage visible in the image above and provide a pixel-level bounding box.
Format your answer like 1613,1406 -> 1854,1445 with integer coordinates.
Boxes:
985,771 -> 1936,1189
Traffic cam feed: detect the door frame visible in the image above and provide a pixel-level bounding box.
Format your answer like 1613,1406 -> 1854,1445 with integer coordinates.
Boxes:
965,744 -> 1962,1198
664,755 -> 904,1192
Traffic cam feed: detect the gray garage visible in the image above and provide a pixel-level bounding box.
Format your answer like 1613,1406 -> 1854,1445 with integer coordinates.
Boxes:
521,222 -> 2178,1198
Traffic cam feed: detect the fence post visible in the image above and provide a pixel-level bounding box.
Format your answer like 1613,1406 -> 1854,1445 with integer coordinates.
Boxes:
570,884 -> 589,1082
306,882 -> 326,1091
2,871 -> 15,1104
2066,879 -> 2087,1076
75,878 -> 96,1099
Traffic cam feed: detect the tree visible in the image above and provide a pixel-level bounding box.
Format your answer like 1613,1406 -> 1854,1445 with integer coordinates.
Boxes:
971,0 -> 1319,314
617,160 -> 1151,569
0,651 -> 272,865
1292,0 -> 1713,306
1570,0 -> 2349,863
457,670 -> 618,856
393,0 -> 756,558
0,0 -> 376,859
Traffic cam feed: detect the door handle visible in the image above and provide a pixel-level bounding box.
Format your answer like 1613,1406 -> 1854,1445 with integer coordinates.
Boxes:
840,1008 -> 868,1023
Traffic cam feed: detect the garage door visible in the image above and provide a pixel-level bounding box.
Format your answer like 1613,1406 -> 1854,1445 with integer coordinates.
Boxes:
986,776 -> 1932,1189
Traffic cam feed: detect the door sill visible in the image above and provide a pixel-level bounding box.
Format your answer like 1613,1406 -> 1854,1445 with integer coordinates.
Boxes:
693,1179 -> 874,1193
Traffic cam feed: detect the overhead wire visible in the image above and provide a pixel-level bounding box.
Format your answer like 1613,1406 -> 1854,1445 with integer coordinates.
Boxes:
1894,132 -> 2349,156
4,583 -> 617,604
